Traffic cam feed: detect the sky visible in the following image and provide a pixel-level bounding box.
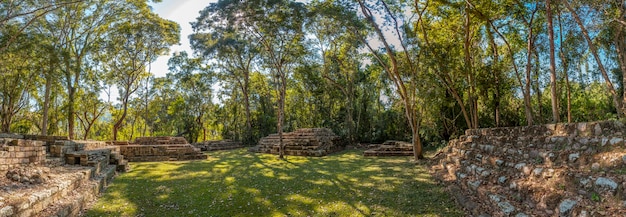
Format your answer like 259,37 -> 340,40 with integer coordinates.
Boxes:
148,0 -> 217,77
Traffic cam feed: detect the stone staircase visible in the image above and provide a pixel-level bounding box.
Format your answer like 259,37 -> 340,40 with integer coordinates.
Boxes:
1,161 -> 117,217
363,140 -> 414,156
431,121 -> 626,216
250,128 -> 343,157
1,136 -> 126,217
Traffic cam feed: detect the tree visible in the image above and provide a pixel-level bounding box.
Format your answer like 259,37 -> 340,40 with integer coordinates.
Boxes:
102,5 -> 180,140
546,0 -> 559,123
563,0 -> 623,118
168,51 -> 213,142
357,0 -> 424,159
0,27 -> 40,132
191,9 -> 259,145
308,0 -> 365,144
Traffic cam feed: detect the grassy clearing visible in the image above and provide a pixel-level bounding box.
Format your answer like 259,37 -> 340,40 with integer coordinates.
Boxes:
85,149 -> 463,217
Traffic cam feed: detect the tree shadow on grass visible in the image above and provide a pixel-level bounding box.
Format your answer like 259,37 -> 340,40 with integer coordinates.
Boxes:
84,149 -> 464,217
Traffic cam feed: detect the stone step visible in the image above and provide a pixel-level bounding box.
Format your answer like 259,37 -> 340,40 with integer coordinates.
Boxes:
0,165 -> 115,217
36,165 -> 117,217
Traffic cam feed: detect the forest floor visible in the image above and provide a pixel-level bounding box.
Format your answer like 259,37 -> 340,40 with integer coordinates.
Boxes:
83,149 -> 463,217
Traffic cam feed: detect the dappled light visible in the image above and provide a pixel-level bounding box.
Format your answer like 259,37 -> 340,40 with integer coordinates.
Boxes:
85,149 -> 463,217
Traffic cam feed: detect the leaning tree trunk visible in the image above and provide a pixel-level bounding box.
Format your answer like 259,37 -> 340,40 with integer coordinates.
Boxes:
564,0 -> 623,118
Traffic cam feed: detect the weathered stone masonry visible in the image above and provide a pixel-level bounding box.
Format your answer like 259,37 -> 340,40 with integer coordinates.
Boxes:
432,121 -> 626,216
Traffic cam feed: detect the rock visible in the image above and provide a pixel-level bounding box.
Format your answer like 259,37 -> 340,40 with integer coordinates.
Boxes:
579,177 -> 591,188
594,124 -> 602,135
498,176 -> 508,184
498,201 -> 516,215
558,199 -> 577,216
509,181 -> 518,190
622,155 -> 626,165
489,195 -> 515,215
609,138 -> 623,146
595,177 -> 618,193
514,163 -> 526,170
533,168 -> 543,177
578,138 -> 589,146
515,213 -> 529,217
456,172 -> 467,179
601,138 -> 609,146
468,180 -> 481,190
579,210 -> 589,217
495,159 -> 504,166
569,153 -> 580,162
591,163 -> 600,171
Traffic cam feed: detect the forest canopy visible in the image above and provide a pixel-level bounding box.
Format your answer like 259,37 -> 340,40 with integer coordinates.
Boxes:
1,0 -> 624,158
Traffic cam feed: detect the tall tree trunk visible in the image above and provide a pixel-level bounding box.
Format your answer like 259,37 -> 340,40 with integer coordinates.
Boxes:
564,0 -> 623,117
487,27 -> 501,126
521,1 -> 538,126
67,84 -> 75,139
546,0 -> 560,123
524,25 -> 534,126
557,3 -> 572,123
277,71 -> 286,159
464,3 -> 478,129
614,24 -> 626,116
243,76 -> 252,145
534,53 -> 543,123
42,69 -> 52,136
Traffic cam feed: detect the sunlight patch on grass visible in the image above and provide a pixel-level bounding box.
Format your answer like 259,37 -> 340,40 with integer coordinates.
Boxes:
85,149 -> 463,217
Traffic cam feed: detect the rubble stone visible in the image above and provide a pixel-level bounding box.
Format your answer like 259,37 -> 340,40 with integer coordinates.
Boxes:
431,120 -> 626,216
558,199 -> 577,216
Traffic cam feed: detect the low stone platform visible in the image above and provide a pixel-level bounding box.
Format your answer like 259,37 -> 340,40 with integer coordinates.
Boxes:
363,140 -> 414,157
193,140 -> 243,151
250,128 -> 342,157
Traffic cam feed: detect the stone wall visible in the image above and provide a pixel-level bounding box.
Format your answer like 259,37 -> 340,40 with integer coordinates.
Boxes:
133,136 -> 188,145
193,140 -> 243,151
118,144 -> 206,162
432,121 -> 626,216
0,138 -> 46,171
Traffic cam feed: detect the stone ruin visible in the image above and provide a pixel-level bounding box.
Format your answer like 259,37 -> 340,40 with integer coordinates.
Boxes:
363,140 -> 414,157
249,128 -> 343,157
0,134 -> 127,217
431,121 -> 626,216
193,140 -> 243,152
115,136 -> 207,162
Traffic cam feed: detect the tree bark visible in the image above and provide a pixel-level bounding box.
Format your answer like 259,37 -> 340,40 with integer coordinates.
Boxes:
557,3 -> 572,123
464,2 -> 478,129
614,23 -> 626,116
42,68 -> 52,136
546,0 -> 560,123
523,15 -> 535,126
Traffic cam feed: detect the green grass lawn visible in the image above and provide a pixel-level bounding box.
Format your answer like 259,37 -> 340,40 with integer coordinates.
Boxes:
85,149 -> 463,217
